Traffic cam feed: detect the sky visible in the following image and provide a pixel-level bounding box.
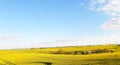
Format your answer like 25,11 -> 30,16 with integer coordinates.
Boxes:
0,0 -> 120,49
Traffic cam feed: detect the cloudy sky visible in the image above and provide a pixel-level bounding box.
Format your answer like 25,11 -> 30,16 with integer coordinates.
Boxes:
0,0 -> 120,49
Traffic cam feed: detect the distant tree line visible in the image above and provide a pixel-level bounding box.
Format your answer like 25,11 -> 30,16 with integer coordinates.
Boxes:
51,49 -> 114,55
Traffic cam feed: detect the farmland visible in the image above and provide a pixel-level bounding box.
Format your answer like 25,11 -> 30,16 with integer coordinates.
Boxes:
0,44 -> 120,65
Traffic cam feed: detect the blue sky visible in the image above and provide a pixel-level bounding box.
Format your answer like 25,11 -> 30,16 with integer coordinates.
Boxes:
0,0 -> 120,49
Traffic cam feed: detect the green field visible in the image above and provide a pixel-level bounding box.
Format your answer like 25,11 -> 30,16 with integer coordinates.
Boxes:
0,44 -> 120,65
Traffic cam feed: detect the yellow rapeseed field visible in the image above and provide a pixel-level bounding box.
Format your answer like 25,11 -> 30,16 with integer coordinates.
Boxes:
0,44 -> 120,65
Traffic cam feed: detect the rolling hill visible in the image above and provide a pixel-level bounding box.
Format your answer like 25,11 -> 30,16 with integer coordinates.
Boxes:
0,44 -> 120,65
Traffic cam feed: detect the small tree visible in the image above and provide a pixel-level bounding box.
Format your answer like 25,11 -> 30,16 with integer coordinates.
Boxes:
56,49 -> 64,54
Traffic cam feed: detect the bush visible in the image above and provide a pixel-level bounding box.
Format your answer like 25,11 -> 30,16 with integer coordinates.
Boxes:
55,49 -> 64,54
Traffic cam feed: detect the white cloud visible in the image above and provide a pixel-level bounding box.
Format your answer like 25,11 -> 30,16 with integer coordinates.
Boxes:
0,34 -> 8,40
101,17 -> 120,31
34,36 -> 120,48
90,0 -> 120,31
0,34 -> 17,40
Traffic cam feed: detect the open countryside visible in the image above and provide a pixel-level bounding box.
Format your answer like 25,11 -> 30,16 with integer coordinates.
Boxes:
0,44 -> 120,65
